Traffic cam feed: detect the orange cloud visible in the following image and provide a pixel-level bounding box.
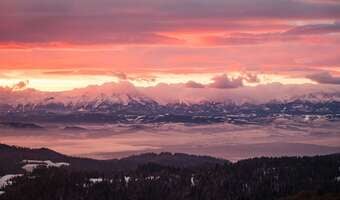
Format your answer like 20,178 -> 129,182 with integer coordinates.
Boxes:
0,0 -> 340,91
307,72 -> 340,84
11,80 -> 29,91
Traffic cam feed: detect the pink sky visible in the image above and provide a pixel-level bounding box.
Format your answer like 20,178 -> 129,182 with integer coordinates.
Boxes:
0,0 -> 340,91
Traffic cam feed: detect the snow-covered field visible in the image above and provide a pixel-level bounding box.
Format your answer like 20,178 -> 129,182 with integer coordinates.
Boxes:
22,160 -> 70,172
0,174 -> 23,195
0,119 -> 339,161
0,174 -> 23,189
0,160 -> 69,195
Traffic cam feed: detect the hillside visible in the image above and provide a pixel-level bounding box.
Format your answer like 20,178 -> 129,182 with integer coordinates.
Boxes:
0,144 -> 226,175
0,144 -> 339,200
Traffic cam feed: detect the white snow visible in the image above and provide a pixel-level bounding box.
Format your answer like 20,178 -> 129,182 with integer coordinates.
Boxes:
52,162 -> 70,167
191,176 -> 195,187
0,174 -> 23,189
145,176 -> 160,181
2,81 -> 340,106
22,160 -> 46,164
89,178 -> 103,184
335,176 -> 340,182
22,160 -> 70,172
145,176 -> 154,180
22,164 -> 40,173
124,176 -> 131,184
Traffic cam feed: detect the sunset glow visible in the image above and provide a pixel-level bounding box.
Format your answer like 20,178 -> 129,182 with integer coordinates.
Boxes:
0,3 -> 340,198
0,0 -> 339,91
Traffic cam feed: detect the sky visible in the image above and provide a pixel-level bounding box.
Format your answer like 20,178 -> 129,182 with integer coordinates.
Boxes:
0,0 -> 340,91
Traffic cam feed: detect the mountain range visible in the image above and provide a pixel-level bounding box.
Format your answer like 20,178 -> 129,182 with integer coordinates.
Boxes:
0,82 -> 339,124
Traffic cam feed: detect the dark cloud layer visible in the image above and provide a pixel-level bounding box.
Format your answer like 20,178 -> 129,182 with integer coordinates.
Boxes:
285,22 -> 340,35
185,81 -> 206,88
205,22 -> 340,45
0,0 -> 340,45
185,74 -> 261,89
1,0 -> 340,19
307,72 -> 340,84
209,74 -> 244,89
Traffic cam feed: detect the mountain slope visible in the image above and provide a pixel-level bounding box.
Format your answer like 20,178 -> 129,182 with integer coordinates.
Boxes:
0,82 -> 339,124
0,144 -> 339,200
0,144 -> 227,176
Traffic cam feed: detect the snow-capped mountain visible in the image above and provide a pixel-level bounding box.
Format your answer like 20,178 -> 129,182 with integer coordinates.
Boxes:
0,82 -> 157,112
289,92 -> 340,103
0,82 -> 339,124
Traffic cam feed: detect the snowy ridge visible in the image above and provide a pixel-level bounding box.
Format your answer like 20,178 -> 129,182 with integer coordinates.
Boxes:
22,160 -> 70,173
0,174 -> 23,189
0,82 -> 339,115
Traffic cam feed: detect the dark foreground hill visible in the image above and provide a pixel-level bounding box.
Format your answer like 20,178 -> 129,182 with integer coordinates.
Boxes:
0,143 -> 226,175
0,144 -> 340,200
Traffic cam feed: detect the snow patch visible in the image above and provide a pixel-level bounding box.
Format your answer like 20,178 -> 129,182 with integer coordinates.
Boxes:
124,176 -> 131,185
335,176 -> 340,182
22,160 -> 70,172
89,178 -> 103,184
22,164 -> 40,173
0,174 -> 23,189
145,176 -> 160,181
191,176 -> 195,187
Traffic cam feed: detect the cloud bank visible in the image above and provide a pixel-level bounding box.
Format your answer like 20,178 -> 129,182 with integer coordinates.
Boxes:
0,0 -> 339,88
1,0 -> 340,46
307,72 -> 340,84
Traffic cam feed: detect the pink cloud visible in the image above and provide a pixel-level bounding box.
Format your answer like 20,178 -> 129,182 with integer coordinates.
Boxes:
203,22 -> 340,46
185,81 -> 206,88
11,80 -> 29,90
0,0 -> 339,84
209,74 -> 243,89
307,72 -> 340,84
0,0 -> 340,45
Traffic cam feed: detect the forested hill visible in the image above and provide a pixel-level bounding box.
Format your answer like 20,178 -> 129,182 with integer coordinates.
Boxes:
0,144 -> 340,200
0,143 -> 226,175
